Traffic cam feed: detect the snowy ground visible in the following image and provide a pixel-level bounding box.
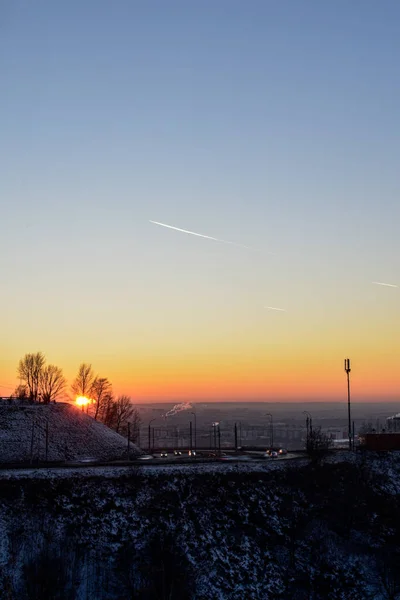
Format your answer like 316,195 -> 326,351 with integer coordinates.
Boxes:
0,450 -> 399,599
0,402 -> 142,462
0,456 -> 310,480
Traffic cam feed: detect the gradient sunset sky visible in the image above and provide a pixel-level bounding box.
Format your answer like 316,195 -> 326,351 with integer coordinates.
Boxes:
1,1 -> 399,402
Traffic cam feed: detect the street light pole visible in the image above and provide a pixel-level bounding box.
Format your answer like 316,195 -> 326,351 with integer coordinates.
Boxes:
303,411 -> 312,451
191,412 -> 197,451
265,413 -> 273,449
344,358 -> 352,451
148,418 -> 156,452
213,423 -> 217,452
45,419 -> 49,462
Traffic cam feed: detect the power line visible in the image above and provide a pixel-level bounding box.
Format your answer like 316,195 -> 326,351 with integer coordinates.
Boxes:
0,383 -> 16,390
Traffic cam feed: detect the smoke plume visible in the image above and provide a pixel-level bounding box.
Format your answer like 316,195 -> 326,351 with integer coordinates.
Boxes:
165,402 -> 193,418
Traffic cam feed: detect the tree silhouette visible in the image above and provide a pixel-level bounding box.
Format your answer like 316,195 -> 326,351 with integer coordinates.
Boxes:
71,363 -> 95,400
306,426 -> 333,458
40,365 -> 67,404
101,393 -> 116,427
114,395 -> 135,433
127,407 -> 142,443
92,377 -> 112,421
17,352 -> 46,402
13,384 -> 29,401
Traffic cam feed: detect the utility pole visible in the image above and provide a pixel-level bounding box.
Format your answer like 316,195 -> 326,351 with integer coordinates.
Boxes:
189,421 -> 193,453
213,423 -> 217,452
148,418 -> 156,453
265,413 -> 273,450
30,416 -> 35,465
234,423 -> 238,452
305,416 -> 309,448
303,411 -> 312,452
191,412 -> 197,451
45,419 -> 49,463
271,417 -> 274,449
218,423 -> 221,455
344,358 -> 352,451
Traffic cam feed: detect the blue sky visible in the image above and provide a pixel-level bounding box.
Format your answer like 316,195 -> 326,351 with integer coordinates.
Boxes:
1,1 -> 399,400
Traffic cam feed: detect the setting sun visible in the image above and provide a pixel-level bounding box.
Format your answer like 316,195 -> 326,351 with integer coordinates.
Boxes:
75,396 -> 90,407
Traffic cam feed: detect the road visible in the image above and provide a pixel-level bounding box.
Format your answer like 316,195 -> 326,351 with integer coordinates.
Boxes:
0,451 -> 304,471
70,451 -> 303,468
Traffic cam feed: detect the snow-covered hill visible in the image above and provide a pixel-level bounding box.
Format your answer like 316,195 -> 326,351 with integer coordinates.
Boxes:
0,402 -> 142,462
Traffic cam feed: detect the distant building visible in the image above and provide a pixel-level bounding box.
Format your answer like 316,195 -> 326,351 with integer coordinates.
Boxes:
332,438 -> 350,448
386,413 -> 400,432
361,432 -> 400,451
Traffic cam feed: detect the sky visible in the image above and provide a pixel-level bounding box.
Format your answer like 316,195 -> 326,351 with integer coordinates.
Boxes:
1,0 -> 399,402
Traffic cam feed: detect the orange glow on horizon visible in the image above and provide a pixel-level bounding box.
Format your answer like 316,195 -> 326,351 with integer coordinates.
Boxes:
2,329 -> 399,404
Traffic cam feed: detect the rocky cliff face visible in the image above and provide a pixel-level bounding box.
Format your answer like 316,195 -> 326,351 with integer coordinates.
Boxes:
0,453 -> 399,599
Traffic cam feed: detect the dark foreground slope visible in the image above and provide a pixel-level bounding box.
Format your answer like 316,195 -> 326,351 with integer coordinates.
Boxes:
0,403 -> 142,462
0,454 -> 399,599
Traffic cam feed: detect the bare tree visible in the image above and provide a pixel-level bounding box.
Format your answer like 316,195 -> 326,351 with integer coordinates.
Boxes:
92,377 -> 112,420
129,407 -> 142,443
17,352 -> 46,402
40,365 -> 67,404
306,426 -> 333,458
102,393 -> 116,427
71,363 -> 95,400
13,384 -> 29,401
115,395 -> 135,433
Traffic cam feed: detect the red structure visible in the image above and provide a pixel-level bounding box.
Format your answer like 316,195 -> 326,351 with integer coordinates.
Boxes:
362,433 -> 400,451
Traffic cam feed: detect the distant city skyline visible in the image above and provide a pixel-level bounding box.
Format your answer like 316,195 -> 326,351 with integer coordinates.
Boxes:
1,2 -> 399,401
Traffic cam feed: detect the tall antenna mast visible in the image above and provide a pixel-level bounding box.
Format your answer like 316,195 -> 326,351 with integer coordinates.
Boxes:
344,358 -> 352,450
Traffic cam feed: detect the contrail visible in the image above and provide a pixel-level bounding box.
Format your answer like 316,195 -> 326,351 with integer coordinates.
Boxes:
149,220 -> 262,251
372,281 -> 398,288
265,306 -> 286,312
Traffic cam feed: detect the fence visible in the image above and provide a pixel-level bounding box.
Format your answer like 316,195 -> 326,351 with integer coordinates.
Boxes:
145,424 -> 305,452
